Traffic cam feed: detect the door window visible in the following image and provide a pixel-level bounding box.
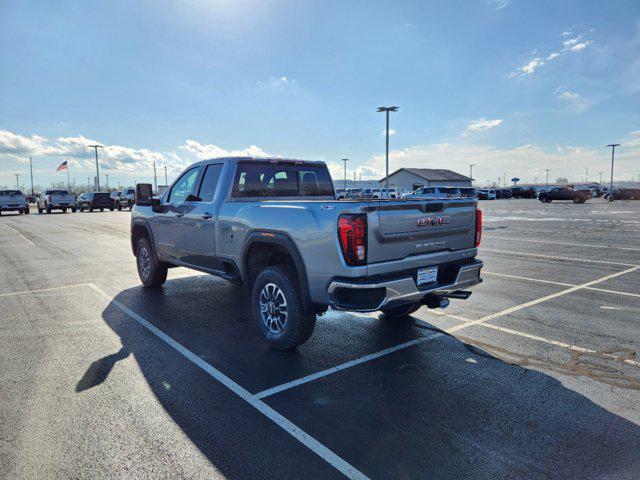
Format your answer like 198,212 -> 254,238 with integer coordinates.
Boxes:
168,167 -> 201,203
197,164 -> 223,202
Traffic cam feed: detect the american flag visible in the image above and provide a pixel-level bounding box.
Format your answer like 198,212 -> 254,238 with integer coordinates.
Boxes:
56,160 -> 68,171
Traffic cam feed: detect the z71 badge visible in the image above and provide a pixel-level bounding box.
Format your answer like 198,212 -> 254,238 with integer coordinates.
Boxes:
417,215 -> 450,227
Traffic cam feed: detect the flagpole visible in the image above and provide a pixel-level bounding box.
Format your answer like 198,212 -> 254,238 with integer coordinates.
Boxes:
66,160 -> 71,191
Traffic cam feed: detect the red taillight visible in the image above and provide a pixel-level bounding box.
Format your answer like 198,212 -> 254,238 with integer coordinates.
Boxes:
475,209 -> 482,247
338,214 -> 367,266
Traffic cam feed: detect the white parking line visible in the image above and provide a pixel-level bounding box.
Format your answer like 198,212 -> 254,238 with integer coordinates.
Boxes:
484,235 -> 640,252
0,283 -> 91,298
5,223 -> 35,246
481,248 -> 638,267
425,313 -> 640,368
87,283 -> 369,480
446,266 -> 640,333
253,333 -> 443,400
482,271 -> 640,299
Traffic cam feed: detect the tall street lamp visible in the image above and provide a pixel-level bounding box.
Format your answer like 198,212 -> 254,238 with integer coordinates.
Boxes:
341,158 -> 349,190
14,173 -> 20,189
545,169 -> 551,188
377,106 -> 398,198
88,144 -> 104,190
606,144 -> 620,199
468,164 -> 475,186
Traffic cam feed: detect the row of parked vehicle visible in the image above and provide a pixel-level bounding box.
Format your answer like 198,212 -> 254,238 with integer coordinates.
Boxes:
0,187 -> 138,215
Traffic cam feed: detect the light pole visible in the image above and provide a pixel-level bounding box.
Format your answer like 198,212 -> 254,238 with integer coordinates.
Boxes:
606,144 -> 620,198
377,106 -> 398,198
164,165 -> 168,188
468,164 -> 475,186
341,158 -> 349,190
88,144 -> 103,190
599,171 -> 603,185
585,167 -> 588,183
106,174 -> 109,190
28,156 -> 34,195
545,169 -> 550,188
14,173 -> 20,189
153,161 -> 158,192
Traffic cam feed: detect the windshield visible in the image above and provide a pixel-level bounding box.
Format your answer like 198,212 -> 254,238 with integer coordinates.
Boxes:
46,190 -> 69,195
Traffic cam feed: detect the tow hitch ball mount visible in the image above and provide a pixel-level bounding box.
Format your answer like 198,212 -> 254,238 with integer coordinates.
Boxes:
423,291 -> 472,309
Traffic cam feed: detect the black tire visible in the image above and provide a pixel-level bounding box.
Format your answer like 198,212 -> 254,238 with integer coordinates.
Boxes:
38,207 -> 43,214
382,303 -> 422,319
251,265 -> 316,350
100,208 -> 104,212
109,207 -> 114,211
117,204 -> 122,211
89,206 -> 94,212
23,208 -> 29,215
71,207 -> 76,213
46,206 -> 52,214
62,208 -> 67,213
136,237 -> 168,288
573,196 -> 581,204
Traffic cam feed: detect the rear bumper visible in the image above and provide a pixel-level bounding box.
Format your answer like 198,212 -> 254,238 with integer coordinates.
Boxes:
327,259 -> 483,312
1,205 -> 28,211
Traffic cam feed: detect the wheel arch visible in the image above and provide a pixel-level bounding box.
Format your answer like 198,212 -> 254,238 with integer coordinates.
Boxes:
131,220 -> 156,257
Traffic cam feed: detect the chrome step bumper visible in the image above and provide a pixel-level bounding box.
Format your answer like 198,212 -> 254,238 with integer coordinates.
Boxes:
327,259 -> 483,312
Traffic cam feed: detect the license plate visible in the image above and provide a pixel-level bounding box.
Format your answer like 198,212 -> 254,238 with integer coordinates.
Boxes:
417,266 -> 438,286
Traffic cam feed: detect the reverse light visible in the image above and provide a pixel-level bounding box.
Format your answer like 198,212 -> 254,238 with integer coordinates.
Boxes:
475,209 -> 482,247
338,214 -> 367,266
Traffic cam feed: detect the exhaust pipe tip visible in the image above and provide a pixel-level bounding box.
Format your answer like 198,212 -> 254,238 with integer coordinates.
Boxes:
439,298 -> 450,309
423,295 -> 450,309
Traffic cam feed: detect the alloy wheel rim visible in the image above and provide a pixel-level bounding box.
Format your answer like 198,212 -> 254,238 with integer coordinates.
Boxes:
138,246 -> 151,279
259,282 -> 288,334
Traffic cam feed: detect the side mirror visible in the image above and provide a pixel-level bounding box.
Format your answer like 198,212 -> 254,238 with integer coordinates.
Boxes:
135,184 -> 153,206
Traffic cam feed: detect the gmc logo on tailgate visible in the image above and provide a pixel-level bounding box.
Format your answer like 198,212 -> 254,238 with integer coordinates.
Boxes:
417,215 -> 450,227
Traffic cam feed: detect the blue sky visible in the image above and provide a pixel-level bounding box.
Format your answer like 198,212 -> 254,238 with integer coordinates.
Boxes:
1,0 -> 639,189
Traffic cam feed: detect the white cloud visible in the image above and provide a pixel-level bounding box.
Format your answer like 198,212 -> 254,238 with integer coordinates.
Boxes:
381,128 -> 396,137
489,0 -> 510,9
562,31 -> 572,36
511,31 -> 593,77
557,90 -> 579,101
180,139 -> 270,159
256,75 -> 297,92
368,136 -> 640,186
465,118 -> 503,133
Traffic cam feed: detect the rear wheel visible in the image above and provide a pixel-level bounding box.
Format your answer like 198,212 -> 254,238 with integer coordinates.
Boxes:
23,208 -> 29,215
382,303 -> 422,319
62,208 -> 67,213
573,196 -> 581,203
117,204 -> 122,211
100,208 -> 104,212
71,207 -> 76,213
38,206 -> 43,214
136,237 -> 167,288
46,205 -> 52,214
252,265 -> 316,350
89,206 -> 94,212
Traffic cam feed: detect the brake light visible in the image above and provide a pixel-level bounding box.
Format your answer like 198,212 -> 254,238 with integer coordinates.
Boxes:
475,209 -> 482,247
338,214 -> 367,266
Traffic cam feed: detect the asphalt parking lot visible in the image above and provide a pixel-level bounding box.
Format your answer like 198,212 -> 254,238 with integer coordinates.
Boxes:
1,199 -> 639,479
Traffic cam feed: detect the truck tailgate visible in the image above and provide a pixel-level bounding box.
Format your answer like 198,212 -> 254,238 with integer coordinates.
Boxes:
368,199 -> 477,264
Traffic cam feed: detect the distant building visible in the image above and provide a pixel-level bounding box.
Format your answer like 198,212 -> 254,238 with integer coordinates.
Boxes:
378,168 -> 472,193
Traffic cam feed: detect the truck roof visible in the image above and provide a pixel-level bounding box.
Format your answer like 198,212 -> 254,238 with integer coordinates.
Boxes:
188,156 -> 326,168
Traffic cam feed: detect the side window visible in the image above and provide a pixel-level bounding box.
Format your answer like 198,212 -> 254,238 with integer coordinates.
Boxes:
197,164 -> 223,202
168,167 -> 201,203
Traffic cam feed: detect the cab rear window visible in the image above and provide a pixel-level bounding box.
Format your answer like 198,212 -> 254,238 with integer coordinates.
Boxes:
232,162 -> 334,197
0,190 -> 22,195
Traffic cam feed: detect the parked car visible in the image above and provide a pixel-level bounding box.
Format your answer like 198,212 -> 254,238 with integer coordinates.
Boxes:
404,186 -> 461,199
116,188 -> 136,210
0,189 -> 29,215
361,188 -> 382,198
335,188 -> 347,199
131,157 -> 483,349
346,188 -> 363,198
476,189 -> 497,200
510,187 -> 536,199
37,189 -> 76,213
605,188 -> 640,200
538,187 -> 590,203
78,192 -> 115,212
380,188 -> 401,198
110,191 -> 121,207
495,189 -> 513,199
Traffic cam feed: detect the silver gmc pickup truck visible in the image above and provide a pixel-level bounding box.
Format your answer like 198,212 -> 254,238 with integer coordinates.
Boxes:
132,157 -> 483,349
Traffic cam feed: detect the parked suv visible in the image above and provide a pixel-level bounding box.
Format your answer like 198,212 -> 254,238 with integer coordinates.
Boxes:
131,157 -> 483,350
116,188 -> 136,210
538,187 -> 590,203
78,192 -> 115,212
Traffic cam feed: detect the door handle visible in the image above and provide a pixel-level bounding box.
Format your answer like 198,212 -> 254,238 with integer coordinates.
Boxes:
202,212 -> 213,219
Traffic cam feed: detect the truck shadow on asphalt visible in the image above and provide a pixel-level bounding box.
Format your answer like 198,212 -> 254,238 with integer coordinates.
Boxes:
82,276 -> 640,479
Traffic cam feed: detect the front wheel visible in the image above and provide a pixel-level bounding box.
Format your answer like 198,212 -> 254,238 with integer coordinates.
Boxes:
46,206 -> 52,213
136,237 -> 167,288
23,208 -> 29,215
71,207 -> 76,213
117,204 -> 122,211
252,266 -> 316,350
382,303 -> 422,319
573,196 -> 581,204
